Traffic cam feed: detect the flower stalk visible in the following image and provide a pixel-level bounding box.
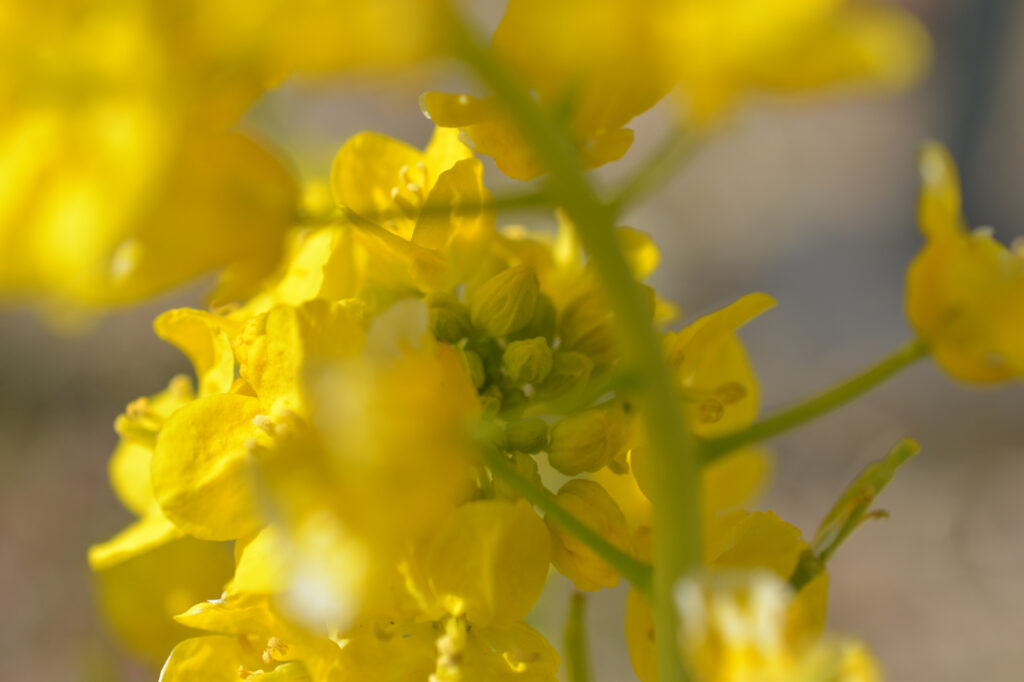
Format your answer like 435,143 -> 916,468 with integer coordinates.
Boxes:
446,11 -> 700,682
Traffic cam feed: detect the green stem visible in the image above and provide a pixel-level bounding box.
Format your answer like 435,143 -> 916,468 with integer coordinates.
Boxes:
447,13 -> 699,682
703,338 -> 929,462
370,188 -> 551,223
564,593 -> 593,682
481,448 -> 652,594
611,127 -> 702,211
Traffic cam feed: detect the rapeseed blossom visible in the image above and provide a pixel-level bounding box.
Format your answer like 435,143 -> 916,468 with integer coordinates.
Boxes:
905,142 -> 1024,383
2,1 -> 1015,680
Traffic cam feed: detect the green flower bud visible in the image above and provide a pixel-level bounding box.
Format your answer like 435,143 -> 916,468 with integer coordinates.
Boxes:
498,383 -> 528,419
546,479 -> 633,591
493,452 -> 542,502
457,348 -> 486,389
502,337 -> 554,385
479,385 -> 503,419
469,265 -> 539,338
508,293 -> 557,344
547,407 -> 629,475
426,292 -> 472,343
559,286 -> 655,366
505,418 -> 549,454
534,351 -> 594,401
559,290 -> 617,365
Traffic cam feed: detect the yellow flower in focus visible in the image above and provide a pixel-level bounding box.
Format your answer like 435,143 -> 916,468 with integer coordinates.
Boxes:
905,141 -> 1024,382
330,127 -> 497,296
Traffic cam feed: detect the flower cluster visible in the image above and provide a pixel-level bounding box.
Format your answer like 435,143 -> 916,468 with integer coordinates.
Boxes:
5,0 -> 1021,680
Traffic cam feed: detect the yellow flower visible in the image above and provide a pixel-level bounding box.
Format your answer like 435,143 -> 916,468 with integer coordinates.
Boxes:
672,570 -> 879,682
331,127 -> 497,295
422,0 -> 928,179
0,0 -> 456,313
663,0 -> 931,122
665,292 -> 775,438
905,141 -> 1024,382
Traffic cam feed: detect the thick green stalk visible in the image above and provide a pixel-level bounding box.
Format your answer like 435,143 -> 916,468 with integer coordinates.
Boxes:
481,449 -> 652,594
703,338 -> 929,461
447,14 -> 699,682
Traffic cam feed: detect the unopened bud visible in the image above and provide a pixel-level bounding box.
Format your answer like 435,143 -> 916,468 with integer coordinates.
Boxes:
534,352 -> 594,401
559,290 -> 616,365
560,287 -> 656,366
499,383 -> 528,419
427,292 -> 472,343
469,265 -> 539,338
547,479 -> 633,591
502,337 -> 554,385
548,407 -> 629,475
505,418 -> 549,454
508,293 -> 557,344
479,385 -> 503,419
457,349 -> 486,389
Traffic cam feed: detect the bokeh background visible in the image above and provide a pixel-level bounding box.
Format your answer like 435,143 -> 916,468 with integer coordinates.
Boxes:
1,0 -> 1022,679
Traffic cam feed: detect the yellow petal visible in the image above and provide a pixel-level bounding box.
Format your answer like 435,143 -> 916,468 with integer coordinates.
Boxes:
235,300 -> 367,416
465,622 -> 561,681
547,479 -> 633,591
624,587 -> 657,682
330,131 -> 421,218
108,439 -> 159,517
702,447 -> 772,513
786,572 -> 830,648
229,525 -> 289,595
420,499 -> 550,626
109,376 -> 195,515
155,308 -> 239,396
151,393 -> 266,541
422,125 -> 475,182
707,510 -> 805,578
88,512 -> 182,570
411,158 -> 491,252
917,140 -> 966,240
158,636 -> 267,682
114,132 -> 298,308
92,537 -> 233,666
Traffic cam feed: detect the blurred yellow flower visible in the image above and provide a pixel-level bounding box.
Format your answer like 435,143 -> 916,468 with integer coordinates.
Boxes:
0,0 -> 458,313
422,0 -> 929,179
673,570 -> 879,682
906,141 -> 1024,383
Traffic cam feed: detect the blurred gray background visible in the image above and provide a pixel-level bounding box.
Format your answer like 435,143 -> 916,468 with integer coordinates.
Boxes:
1,0 -> 1022,679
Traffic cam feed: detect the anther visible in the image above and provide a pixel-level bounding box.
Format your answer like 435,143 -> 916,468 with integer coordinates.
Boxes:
696,398 -> 725,424
252,414 -> 275,435
125,397 -> 150,419
715,381 -> 747,405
